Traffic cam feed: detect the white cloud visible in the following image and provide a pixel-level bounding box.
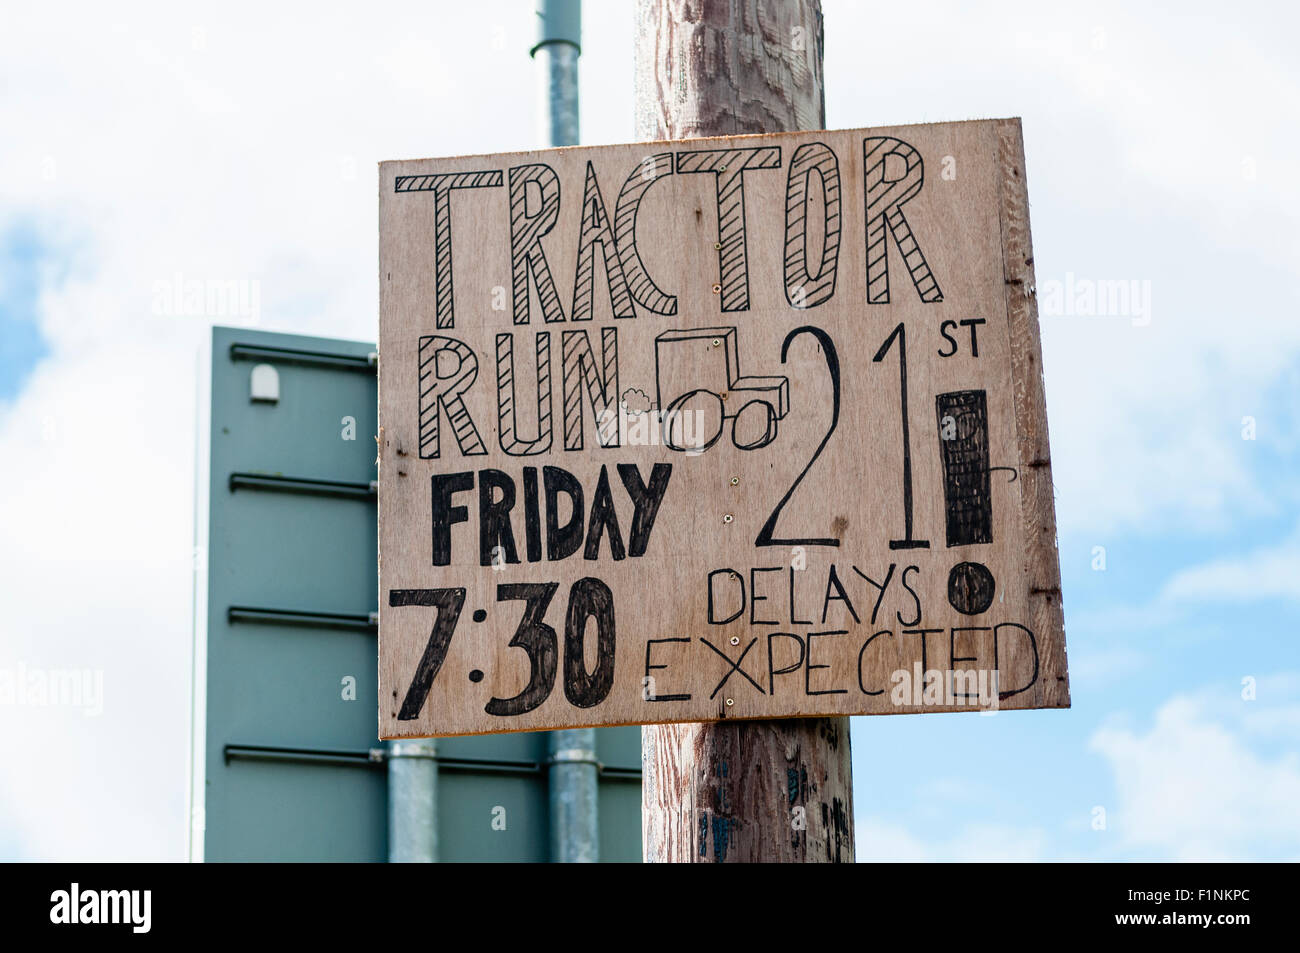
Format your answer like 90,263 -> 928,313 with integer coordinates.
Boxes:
1160,523 -> 1300,604
0,332 -> 195,860
855,818 -> 1045,862
1090,680 -> 1300,861
1066,643 -> 1148,684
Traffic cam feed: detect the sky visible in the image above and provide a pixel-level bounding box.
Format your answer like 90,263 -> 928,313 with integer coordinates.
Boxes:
0,0 -> 1296,861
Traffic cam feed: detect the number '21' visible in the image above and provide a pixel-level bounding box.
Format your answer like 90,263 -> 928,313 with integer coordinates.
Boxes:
756,321 -> 930,550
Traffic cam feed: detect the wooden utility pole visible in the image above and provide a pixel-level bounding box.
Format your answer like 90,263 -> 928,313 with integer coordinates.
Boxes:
635,0 -> 854,863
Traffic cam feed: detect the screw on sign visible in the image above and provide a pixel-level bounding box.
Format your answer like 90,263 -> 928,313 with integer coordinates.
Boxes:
377,121 -> 1068,741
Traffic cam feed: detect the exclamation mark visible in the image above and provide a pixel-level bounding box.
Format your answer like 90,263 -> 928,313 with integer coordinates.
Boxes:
936,390 -> 995,615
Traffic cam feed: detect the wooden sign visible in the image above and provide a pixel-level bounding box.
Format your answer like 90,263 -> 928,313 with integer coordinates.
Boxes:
378,118 -> 1069,740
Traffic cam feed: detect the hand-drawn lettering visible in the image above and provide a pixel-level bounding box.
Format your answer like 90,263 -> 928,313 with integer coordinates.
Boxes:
509,163 -> 567,325
390,587 -> 467,719
562,328 -> 620,450
496,332 -> 553,455
617,462 -> 673,556
564,577 -> 616,707
418,335 -> 487,459
478,468 -> 520,567
572,161 -> 635,321
805,630 -> 848,696
701,636 -> 764,699
756,326 -> 841,547
784,142 -> 842,310
431,471 -> 475,567
767,632 -> 806,694
676,146 -> 782,312
614,153 -> 677,315
394,171 -> 503,329
863,136 -> 942,303
644,637 -> 691,702
486,582 -> 560,716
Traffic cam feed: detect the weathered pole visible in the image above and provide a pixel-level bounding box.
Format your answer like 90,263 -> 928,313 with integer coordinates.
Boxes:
636,0 -> 855,862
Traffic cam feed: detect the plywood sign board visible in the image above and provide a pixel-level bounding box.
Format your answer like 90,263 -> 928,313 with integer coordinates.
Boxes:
378,118 -> 1069,740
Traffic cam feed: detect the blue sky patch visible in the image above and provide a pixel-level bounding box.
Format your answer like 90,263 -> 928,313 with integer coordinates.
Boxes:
0,223 -> 59,402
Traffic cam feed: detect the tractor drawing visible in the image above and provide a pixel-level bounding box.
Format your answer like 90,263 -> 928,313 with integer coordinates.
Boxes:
654,326 -> 790,452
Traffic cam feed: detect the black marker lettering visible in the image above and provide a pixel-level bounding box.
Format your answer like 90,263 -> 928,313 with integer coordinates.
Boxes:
863,136 -> 942,303
676,146 -> 782,313
708,569 -> 745,625
994,622 -> 1039,700
806,630 -> 848,696
617,462 -> 672,556
851,562 -> 896,625
903,627 -> 943,674
522,466 -> 542,562
959,317 -> 986,357
644,637 -> 691,702
897,565 -> 923,627
544,465 -> 584,560
390,587 -> 467,720
564,577 -> 616,707
821,564 -> 860,624
767,632 -> 806,695
789,566 -> 813,625
700,636 -> 765,699
430,470 -> 474,566
857,629 -> 892,695
572,161 -> 635,321
478,468 -> 519,566
750,566 -> 782,625
417,335 -> 487,459
614,153 -> 677,315
583,465 -> 626,561
486,582 -> 559,716
508,163 -> 566,325
783,142 -> 841,310
938,319 -> 959,357
394,170 -> 502,329
561,328 -> 619,450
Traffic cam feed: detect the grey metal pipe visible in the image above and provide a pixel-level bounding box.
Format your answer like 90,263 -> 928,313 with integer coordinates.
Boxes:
548,729 -> 599,862
387,739 -> 438,862
532,0 -> 581,148
532,0 -> 599,865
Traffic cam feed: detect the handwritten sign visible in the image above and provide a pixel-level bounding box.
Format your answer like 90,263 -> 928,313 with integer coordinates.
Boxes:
378,118 -> 1069,739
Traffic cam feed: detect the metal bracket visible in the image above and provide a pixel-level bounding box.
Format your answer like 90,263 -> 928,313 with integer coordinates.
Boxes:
228,605 -> 378,632
229,472 -> 377,500
386,740 -> 438,760
229,342 -> 376,374
548,748 -> 602,768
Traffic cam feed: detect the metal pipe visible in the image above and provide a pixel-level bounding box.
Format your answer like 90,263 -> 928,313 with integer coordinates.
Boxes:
548,730 -> 600,863
531,0 -> 599,863
532,0 -> 581,148
387,739 -> 438,863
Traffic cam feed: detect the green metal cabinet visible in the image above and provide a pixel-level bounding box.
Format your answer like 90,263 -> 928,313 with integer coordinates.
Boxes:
202,326 -> 640,862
